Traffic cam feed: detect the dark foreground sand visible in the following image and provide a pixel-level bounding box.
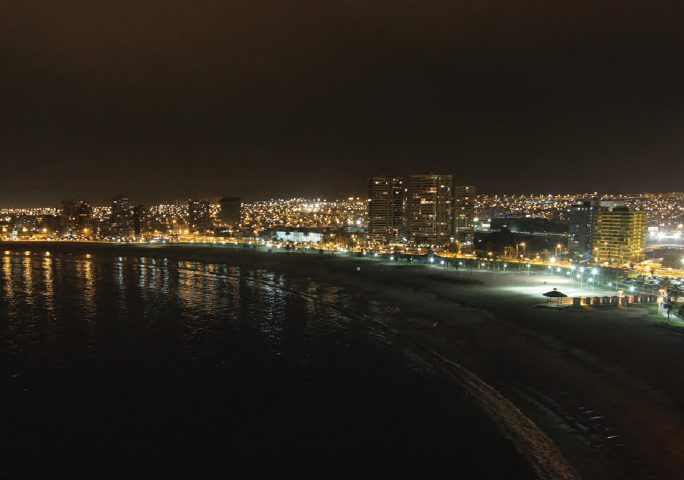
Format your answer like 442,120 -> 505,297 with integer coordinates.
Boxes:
4,242 -> 684,479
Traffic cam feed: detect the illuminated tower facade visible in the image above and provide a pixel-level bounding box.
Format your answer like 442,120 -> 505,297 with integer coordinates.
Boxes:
592,206 -> 647,265
367,177 -> 405,244
111,195 -> 132,237
407,174 -> 453,246
454,185 -> 476,251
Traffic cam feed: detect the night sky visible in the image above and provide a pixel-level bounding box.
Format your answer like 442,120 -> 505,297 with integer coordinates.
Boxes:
1,1 -> 683,206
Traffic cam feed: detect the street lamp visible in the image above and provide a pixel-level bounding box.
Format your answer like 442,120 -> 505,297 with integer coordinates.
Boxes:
577,267 -> 585,288
590,268 -> 599,288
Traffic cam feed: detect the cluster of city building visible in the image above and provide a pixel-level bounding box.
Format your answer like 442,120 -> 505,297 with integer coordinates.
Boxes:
367,174 -> 475,250
567,200 -> 647,265
0,186 -> 682,269
0,195 -> 368,246
0,196 -> 241,242
367,175 -> 659,266
474,192 -> 684,225
241,198 -> 366,235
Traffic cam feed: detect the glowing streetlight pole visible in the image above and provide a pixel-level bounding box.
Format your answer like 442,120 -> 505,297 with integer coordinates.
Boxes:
591,268 -> 599,288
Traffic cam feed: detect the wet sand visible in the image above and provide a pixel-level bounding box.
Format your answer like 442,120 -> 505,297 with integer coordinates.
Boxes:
4,242 -> 684,479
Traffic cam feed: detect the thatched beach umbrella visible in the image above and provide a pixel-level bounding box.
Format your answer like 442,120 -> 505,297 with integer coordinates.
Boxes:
543,288 -> 568,305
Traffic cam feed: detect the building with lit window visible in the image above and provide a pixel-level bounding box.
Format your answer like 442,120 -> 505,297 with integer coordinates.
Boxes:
110,195 -> 132,237
592,206 -> 647,265
274,230 -> 323,243
454,185 -> 476,251
367,177 -> 405,244
407,174 -> 453,246
60,200 -> 92,235
568,199 -> 599,260
187,199 -> 212,233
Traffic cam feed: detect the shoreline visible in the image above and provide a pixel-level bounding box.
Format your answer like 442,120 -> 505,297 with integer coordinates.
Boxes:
3,241 -> 684,478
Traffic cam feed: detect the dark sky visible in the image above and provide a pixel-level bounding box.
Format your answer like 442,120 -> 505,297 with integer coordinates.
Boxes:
1,1 -> 683,206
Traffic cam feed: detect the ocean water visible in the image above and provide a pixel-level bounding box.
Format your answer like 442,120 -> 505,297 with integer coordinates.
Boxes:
0,249 -> 534,477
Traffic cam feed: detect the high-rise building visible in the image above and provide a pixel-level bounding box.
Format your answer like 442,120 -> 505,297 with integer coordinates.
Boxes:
60,200 -> 91,235
367,177 -> 405,244
219,197 -> 242,228
133,205 -> 147,237
567,199 -> 598,260
187,199 -> 212,233
454,185 -> 476,251
407,174 -> 453,246
592,206 -> 647,265
111,195 -> 132,237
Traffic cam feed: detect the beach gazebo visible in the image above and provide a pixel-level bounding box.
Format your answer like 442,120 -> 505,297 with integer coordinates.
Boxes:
543,288 -> 568,305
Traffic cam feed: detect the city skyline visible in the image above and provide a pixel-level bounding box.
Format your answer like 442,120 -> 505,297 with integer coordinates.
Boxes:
4,2 -> 684,478
5,183 -> 684,210
2,189 -> 684,213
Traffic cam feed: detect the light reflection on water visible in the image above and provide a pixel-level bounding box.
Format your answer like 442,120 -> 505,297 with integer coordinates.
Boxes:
0,250 -> 534,478
0,251 -> 368,387
42,255 -> 54,317
22,255 -> 33,304
2,254 -> 14,313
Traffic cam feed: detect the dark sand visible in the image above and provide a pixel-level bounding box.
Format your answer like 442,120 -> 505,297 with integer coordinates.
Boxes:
4,242 -> 684,479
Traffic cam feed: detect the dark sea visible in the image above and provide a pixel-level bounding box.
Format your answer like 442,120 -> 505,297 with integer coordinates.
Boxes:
0,249 -> 534,477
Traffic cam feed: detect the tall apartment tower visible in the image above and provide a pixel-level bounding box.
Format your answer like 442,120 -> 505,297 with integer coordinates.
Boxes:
407,174 -> 453,246
219,197 -> 242,228
111,195 -> 132,237
592,206 -> 647,265
132,205 -> 147,237
454,185 -> 476,251
367,177 -> 405,244
187,199 -> 212,233
567,199 -> 599,260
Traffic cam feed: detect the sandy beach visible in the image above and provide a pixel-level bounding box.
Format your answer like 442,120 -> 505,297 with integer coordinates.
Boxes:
3,241 -> 683,479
